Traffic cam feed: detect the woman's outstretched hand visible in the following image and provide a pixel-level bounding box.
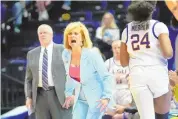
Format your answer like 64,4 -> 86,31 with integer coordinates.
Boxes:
97,98 -> 110,112
62,95 -> 74,109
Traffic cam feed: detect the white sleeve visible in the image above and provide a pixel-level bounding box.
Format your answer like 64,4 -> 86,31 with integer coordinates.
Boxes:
121,28 -> 127,43
154,22 -> 169,38
95,27 -> 102,39
105,59 -> 110,71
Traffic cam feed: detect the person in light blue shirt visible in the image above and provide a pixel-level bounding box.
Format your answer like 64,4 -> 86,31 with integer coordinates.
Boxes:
62,22 -> 114,119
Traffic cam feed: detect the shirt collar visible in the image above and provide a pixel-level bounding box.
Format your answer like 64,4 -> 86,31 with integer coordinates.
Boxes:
41,42 -> 53,52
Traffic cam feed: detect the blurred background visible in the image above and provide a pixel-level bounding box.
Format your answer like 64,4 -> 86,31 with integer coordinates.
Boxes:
1,0 -> 178,118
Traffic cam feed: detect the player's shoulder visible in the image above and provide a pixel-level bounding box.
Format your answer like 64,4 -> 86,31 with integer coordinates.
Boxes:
27,46 -> 40,55
150,19 -> 167,27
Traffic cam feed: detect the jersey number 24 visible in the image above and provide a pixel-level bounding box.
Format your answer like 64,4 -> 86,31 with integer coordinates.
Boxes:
131,32 -> 150,51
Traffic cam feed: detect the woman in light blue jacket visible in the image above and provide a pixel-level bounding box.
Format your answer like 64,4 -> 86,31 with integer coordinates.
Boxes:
62,22 -> 114,119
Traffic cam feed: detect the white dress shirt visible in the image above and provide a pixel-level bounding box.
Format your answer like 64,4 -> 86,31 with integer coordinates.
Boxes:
38,42 -> 54,87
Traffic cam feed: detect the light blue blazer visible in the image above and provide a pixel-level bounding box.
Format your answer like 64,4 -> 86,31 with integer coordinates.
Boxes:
62,48 -> 114,111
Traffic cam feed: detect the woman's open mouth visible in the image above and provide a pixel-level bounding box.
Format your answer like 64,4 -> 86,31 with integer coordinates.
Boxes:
71,40 -> 76,43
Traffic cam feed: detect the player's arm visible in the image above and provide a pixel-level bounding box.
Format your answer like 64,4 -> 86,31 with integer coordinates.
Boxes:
159,34 -> 173,59
155,22 -> 173,59
120,28 -> 129,67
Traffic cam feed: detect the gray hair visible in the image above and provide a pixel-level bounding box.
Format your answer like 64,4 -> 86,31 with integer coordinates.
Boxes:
37,24 -> 53,34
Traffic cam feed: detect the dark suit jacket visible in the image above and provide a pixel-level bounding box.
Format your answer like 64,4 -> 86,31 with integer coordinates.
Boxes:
24,43 -> 66,109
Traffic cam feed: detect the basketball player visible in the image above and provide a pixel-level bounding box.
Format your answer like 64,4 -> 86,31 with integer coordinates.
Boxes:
104,40 -> 132,119
105,40 -> 132,107
120,1 -> 173,119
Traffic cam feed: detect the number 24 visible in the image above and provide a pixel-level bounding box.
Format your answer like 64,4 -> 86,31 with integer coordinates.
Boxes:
131,32 -> 150,51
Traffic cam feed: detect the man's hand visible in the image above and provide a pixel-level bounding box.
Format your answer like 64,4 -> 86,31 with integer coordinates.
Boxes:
26,98 -> 32,109
62,95 -> 74,109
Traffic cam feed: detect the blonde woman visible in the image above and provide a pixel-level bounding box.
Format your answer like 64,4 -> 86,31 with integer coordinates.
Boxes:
96,12 -> 120,40
95,12 -> 120,59
62,22 -> 114,119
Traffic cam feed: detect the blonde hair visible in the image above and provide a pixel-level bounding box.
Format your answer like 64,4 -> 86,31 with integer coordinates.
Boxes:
112,40 -> 121,47
63,22 -> 93,50
101,12 -> 118,36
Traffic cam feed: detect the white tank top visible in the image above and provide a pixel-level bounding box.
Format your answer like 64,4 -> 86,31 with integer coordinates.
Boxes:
121,19 -> 169,69
105,57 -> 129,89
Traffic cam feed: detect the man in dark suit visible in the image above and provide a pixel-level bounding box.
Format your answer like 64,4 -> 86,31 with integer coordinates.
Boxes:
24,24 -> 72,119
